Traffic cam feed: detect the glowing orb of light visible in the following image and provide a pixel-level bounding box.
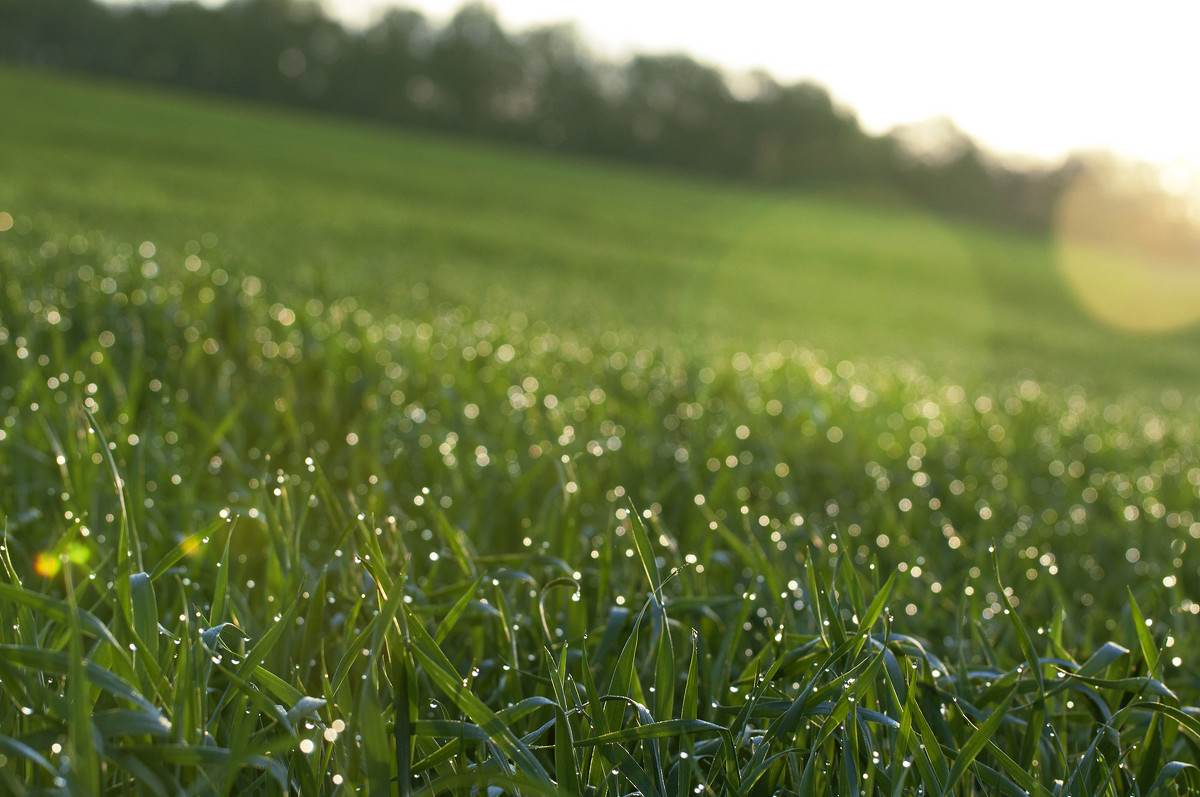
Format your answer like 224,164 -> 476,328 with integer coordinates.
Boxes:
1054,160 -> 1200,333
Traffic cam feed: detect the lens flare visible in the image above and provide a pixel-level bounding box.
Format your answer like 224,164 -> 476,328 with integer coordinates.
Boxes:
1054,159 -> 1200,333
34,552 -> 61,578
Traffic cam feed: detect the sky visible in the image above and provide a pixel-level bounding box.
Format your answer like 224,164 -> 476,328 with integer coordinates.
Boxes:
109,0 -> 1199,175
321,0 -> 1199,172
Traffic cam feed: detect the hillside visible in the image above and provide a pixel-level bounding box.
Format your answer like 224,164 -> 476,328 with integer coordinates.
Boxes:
3,67 -> 1198,394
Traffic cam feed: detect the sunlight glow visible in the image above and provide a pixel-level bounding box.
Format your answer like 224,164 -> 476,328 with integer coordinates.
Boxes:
34,552 -> 62,578
1055,160 -> 1200,332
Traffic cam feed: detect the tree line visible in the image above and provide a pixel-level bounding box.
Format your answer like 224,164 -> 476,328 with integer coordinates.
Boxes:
1,0 -> 1073,230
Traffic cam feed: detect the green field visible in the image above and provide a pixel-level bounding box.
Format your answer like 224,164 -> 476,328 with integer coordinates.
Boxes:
3,67 -> 1200,794
4,68 -> 1199,394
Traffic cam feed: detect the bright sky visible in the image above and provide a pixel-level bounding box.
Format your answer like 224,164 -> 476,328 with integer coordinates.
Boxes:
333,0 -> 1200,171
115,0 -> 1199,171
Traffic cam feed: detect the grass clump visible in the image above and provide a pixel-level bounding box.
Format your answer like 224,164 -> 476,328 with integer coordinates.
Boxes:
2,229 -> 1200,794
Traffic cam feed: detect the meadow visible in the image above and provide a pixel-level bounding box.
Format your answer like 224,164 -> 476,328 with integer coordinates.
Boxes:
2,67 -> 1200,794
5,68 -> 1200,395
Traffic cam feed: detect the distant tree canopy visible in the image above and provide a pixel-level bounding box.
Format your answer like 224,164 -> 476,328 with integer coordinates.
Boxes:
0,0 -> 1072,230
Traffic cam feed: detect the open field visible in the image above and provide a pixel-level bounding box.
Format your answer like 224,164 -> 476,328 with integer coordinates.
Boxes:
3,67 -> 1200,395
4,220 -> 1200,794
2,67 -> 1200,794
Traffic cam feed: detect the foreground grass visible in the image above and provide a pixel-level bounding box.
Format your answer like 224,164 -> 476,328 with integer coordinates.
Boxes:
4,66 -> 1200,394
2,223 -> 1200,794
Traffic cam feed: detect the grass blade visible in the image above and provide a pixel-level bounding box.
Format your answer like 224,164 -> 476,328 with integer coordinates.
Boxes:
940,683 -> 1019,797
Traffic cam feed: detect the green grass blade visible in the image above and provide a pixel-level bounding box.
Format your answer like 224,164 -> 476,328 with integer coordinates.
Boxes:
0,733 -> 57,776
208,529 -> 233,626
147,522 -> 220,582
993,551 -> 1044,694
434,576 -> 484,644
0,580 -> 122,650
1071,642 -> 1130,680
1144,761 -> 1200,797
1127,587 -> 1163,676
627,503 -> 663,593
544,648 -> 581,795
64,569 -> 100,797
129,571 -> 159,662
940,682 -> 1019,797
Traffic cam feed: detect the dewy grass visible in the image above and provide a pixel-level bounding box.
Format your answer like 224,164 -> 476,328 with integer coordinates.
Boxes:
2,232 -> 1200,794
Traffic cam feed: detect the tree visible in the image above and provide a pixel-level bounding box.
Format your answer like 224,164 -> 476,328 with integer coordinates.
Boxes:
424,3 -> 521,133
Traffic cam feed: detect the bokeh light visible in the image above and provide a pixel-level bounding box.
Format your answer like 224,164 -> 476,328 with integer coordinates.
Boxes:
1055,158 -> 1200,332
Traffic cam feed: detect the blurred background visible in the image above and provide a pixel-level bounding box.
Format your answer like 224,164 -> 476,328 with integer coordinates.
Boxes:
3,0 -> 1199,390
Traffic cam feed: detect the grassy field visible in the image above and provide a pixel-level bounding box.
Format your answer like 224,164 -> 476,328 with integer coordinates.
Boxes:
3,66 -> 1200,794
4,67 -> 1200,395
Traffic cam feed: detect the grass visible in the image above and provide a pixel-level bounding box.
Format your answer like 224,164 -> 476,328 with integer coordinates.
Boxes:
3,66 -> 1200,395
3,66 -> 1200,794
2,209 -> 1200,794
